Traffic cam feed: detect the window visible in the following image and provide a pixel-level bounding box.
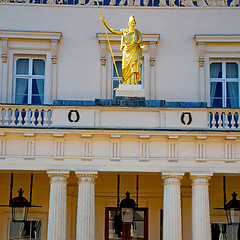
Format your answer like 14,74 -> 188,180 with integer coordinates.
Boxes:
112,60 -> 144,98
0,30 -> 61,104
14,57 -> 45,105
211,222 -> 238,240
9,219 -> 42,240
210,61 -> 240,108
112,61 -> 123,98
105,207 -> 148,240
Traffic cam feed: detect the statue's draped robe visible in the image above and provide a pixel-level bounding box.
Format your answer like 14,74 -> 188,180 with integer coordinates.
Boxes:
120,29 -> 143,84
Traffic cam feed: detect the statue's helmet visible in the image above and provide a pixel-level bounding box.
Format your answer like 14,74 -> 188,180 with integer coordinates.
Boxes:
128,16 -> 136,24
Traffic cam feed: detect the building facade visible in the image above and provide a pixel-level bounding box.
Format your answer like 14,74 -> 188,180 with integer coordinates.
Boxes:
0,0 -> 240,239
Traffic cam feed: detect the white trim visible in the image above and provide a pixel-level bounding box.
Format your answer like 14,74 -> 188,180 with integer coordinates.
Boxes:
9,49 -> 52,104
0,31 -> 61,104
0,30 -> 62,41
194,35 -> 240,44
195,35 -> 240,106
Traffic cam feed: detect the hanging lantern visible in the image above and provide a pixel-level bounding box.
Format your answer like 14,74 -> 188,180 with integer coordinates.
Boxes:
11,188 -> 30,222
120,191 -> 136,224
0,173 -> 41,223
225,192 -> 240,226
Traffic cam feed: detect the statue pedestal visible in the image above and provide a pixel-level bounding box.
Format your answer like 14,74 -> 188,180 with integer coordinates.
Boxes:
115,84 -> 145,98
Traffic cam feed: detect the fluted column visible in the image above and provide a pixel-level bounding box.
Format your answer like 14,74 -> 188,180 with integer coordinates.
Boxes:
190,173 -> 213,240
75,171 -> 98,240
47,171 -> 69,240
162,172 -> 184,240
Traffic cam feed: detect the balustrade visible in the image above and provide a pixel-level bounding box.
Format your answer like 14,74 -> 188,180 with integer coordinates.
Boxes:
0,106 -> 52,127
0,0 -> 239,7
0,104 -> 240,130
209,111 -> 240,129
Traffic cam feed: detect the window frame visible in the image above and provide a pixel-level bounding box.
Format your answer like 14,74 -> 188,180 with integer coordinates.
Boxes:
0,30 -> 61,104
211,221 -> 239,240
14,55 -> 46,105
105,207 -> 148,240
8,218 -> 42,240
194,34 -> 240,107
209,60 -> 240,108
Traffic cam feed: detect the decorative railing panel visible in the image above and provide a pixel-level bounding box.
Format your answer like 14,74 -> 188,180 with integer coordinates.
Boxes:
0,0 -> 239,7
209,111 -> 240,129
1,104 -> 240,130
0,106 -> 52,127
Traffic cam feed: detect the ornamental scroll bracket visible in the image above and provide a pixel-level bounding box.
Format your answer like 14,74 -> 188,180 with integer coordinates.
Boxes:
100,42 -> 107,66
198,43 -> 205,68
51,40 -> 58,64
1,38 -> 8,63
149,42 -> 157,66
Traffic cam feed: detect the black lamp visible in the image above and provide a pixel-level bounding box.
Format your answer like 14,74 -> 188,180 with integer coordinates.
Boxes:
120,191 -> 136,224
225,192 -> 240,226
11,188 -> 30,222
0,173 -> 41,222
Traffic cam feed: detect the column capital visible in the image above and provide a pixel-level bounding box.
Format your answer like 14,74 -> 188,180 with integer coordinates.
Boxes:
47,170 -> 69,184
75,171 -> 98,184
162,172 -> 184,185
190,172 -> 213,184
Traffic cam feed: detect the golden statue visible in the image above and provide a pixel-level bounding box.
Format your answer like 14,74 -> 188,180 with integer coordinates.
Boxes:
101,16 -> 144,85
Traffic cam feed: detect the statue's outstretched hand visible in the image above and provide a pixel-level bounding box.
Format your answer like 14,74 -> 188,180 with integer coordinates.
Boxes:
141,45 -> 145,49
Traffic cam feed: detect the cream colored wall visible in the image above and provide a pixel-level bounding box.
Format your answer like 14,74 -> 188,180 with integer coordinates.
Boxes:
0,172 -> 239,240
0,172 -> 49,240
0,5 -> 239,102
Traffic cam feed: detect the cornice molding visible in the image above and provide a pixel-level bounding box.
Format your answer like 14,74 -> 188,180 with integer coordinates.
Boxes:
97,33 -> 160,43
194,34 -> 240,44
0,30 -> 62,41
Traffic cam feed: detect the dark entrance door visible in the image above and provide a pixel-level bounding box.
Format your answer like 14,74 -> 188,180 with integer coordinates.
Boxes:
105,207 -> 148,240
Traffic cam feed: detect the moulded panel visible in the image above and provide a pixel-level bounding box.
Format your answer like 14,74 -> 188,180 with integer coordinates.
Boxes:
64,140 -> 82,157
6,139 -> 25,156
35,139 -> 53,156
92,140 -> 110,158
51,109 -> 95,127
100,111 -> 159,128
165,110 -> 208,129
178,142 -> 195,158
234,143 -> 240,159
120,141 -> 139,158
206,142 -> 225,160
149,142 -> 168,159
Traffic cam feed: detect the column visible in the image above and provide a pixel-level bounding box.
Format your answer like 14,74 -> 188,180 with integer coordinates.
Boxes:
75,171 -> 98,240
47,171 -> 69,240
162,172 -> 184,240
190,173 -> 213,240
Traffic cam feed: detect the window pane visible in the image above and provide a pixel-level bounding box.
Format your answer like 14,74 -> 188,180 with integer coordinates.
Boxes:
32,79 -> 44,95
9,220 -> 42,240
210,63 -> 222,78
15,78 -> 28,104
16,59 -> 29,75
210,82 -> 222,107
211,223 -> 238,240
32,95 -> 44,105
32,59 -> 45,75
16,78 -> 28,94
113,61 -> 122,78
227,82 -> 239,108
226,63 -> 238,78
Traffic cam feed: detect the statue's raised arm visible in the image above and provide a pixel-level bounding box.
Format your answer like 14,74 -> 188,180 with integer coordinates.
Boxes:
101,17 -> 123,35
